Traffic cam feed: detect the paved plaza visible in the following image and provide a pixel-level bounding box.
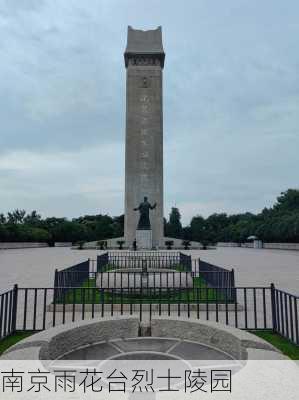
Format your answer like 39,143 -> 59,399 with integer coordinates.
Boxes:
187,247 -> 299,295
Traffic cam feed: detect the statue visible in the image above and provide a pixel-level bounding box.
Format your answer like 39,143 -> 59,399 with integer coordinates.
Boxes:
134,196 -> 156,230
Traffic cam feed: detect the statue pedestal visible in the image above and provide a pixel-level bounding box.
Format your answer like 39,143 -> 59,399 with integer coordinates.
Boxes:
136,230 -> 152,249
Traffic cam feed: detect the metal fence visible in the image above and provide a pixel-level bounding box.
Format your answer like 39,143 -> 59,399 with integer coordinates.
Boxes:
193,259 -> 235,288
0,286 -> 18,340
54,258 -> 234,300
180,253 -> 192,271
272,287 -> 299,346
54,255 -> 193,301
1,284 -> 298,346
71,270 -> 235,303
96,253 -> 109,272
97,252 -> 191,272
54,260 -> 90,303
108,251 -> 181,257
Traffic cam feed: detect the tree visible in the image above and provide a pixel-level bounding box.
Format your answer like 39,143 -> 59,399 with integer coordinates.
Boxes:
190,215 -> 205,242
7,209 -> 26,224
182,226 -> 192,241
24,210 -> 42,226
0,224 -> 8,241
27,227 -> 51,242
274,190 -> 299,213
50,221 -> 87,243
111,215 -> 124,237
165,207 -> 182,238
205,213 -> 228,243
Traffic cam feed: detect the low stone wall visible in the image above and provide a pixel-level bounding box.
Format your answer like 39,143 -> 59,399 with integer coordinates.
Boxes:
0,242 -> 72,250
218,242 -> 299,251
2,316 -> 139,360
217,242 -> 240,247
263,243 -> 299,251
218,242 -> 254,248
150,317 -> 282,360
0,242 -> 49,250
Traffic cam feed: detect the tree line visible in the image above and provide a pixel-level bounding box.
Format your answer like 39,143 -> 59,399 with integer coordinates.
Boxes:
1,189 -> 299,244
166,189 -> 299,244
0,211 -> 124,245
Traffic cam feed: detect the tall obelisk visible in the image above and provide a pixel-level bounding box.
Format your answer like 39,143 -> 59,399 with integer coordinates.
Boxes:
124,26 -> 165,248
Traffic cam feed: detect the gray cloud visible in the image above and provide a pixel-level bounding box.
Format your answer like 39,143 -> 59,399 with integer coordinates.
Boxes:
1,0 -> 299,224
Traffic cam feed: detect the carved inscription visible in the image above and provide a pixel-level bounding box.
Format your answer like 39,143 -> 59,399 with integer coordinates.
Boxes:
129,56 -> 160,66
139,93 -> 152,191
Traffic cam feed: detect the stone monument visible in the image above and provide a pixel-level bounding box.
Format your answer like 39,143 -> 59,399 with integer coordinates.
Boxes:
124,26 -> 165,248
84,27 -> 201,250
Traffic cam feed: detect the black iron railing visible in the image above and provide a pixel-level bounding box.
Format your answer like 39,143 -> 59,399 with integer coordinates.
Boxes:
0,285 -> 18,341
272,286 -> 299,346
54,260 -> 90,302
192,259 -> 236,301
54,258 -> 235,302
96,253 -> 109,272
194,259 -> 235,287
108,251 -> 181,257
97,252 -> 191,272
0,284 -> 298,345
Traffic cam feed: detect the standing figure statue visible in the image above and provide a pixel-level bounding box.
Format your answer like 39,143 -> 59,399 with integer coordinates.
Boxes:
134,196 -> 156,230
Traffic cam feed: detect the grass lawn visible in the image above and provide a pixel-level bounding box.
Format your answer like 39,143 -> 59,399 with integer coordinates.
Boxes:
250,330 -> 299,360
57,276 -> 234,304
0,331 -> 34,356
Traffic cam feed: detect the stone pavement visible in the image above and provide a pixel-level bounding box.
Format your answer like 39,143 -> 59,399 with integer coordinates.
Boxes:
187,247 -> 299,295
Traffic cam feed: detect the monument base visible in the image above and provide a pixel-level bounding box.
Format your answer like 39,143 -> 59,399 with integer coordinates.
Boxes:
136,230 -> 152,250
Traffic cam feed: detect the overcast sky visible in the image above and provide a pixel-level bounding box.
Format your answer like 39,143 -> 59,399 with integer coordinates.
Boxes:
0,0 -> 299,224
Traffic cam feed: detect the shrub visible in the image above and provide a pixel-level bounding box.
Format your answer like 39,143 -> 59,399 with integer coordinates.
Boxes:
165,240 -> 174,250
117,240 -> 125,250
182,240 -> 191,250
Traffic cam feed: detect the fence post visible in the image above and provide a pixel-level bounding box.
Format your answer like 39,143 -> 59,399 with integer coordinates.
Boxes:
231,269 -> 236,302
270,283 -> 277,332
231,269 -> 235,285
188,255 -> 192,272
54,269 -> 58,304
11,284 -> 18,334
54,269 -> 58,287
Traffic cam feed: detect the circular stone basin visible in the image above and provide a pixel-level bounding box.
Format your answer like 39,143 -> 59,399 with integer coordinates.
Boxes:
56,338 -> 240,392
96,270 -> 193,289
2,316 -> 281,364
59,338 -> 234,361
